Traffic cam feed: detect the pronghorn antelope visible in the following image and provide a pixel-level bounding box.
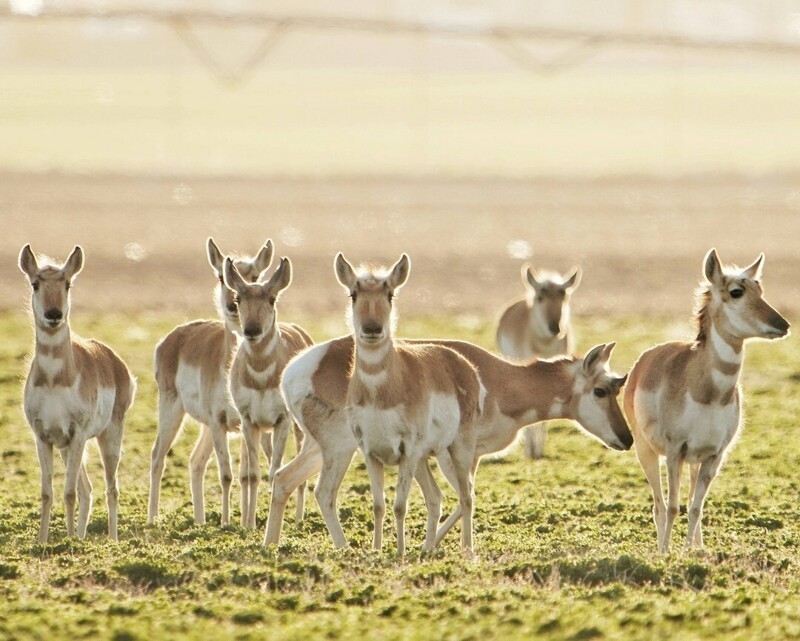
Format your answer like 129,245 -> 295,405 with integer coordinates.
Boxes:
266,297 -> 630,552
496,264 -> 581,459
19,245 -> 136,543
334,253 -> 484,556
149,238 -> 273,526
624,249 -> 789,553
224,255 -> 313,529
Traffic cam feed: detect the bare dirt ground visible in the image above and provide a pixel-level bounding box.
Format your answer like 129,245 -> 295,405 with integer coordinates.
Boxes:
2,172 -> 798,321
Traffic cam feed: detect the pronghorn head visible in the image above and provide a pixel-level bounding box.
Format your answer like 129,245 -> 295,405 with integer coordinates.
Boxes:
570,342 -> 632,451
224,256 -> 291,343
207,238 -> 273,334
335,253 -> 410,346
19,244 -> 84,333
699,249 -> 790,342
522,265 -> 581,339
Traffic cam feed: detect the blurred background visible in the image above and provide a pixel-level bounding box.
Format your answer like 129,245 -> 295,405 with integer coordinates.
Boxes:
1,0 -> 799,323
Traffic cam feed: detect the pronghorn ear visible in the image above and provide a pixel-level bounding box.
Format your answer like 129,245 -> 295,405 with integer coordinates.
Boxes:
388,254 -> 410,290
334,253 -> 357,291
524,265 -> 541,292
265,257 -> 292,297
19,244 -> 38,280
207,237 -> 224,277
253,239 -> 274,275
614,373 -> 629,390
600,341 -> 616,364
564,266 -> 582,292
582,343 -> 606,375
704,248 -> 724,287
743,253 -> 764,282
63,246 -> 84,280
223,256 -> 248,294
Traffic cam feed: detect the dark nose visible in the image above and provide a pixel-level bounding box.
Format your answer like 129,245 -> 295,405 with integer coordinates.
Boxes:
44,308 -> 63,322
621,431 -> 634,450
363,322 -> 382,336
244,324 -> 261,339
548,321 -> 561,336
772,314 -> 790,334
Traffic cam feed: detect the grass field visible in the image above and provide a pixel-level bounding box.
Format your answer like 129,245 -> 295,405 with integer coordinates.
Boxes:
1,309 -> 798,641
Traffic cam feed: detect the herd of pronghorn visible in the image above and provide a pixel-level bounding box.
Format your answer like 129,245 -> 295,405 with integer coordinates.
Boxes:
17,239 -> 790,556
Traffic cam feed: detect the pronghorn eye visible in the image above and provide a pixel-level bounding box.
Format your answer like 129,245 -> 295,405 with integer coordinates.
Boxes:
593,387 -> 608,399
387,292 -> 394,303
349,292 -> 357,302
729,288 -> 744,299
65,281 -> 71,291
269,296 -> 276,306
32,281 -> 39,292
227,303 -> 238,313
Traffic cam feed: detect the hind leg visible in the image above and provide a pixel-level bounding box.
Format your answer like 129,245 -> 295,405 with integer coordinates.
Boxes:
687,455 -> 721,549
523,423 -> 547,460
446,441 -> 476,554
149,392 -> 185,524
61,439 -> 87,539
240,420 -> 261,529
663,450 -> 684,554
414,459 -> 442,552
291,422 -> 306,523
688,463 -> 702,546
97,423 -> 123,540
190,424 -> 214,525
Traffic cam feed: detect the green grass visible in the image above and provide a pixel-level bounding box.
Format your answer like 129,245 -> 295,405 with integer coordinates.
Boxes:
1,311 -> 798,640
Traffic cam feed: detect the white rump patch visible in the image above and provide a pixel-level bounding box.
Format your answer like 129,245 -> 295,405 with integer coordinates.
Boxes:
280,341 -> 329,415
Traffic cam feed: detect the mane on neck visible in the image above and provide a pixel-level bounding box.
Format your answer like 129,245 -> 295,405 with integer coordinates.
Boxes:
693,284 -> 713,346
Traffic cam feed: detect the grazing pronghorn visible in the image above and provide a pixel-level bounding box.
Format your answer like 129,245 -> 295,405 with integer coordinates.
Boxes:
224,255 -> 313,529
149,238 -> 273,526
625,249 -> 790,553
19,245 -> 136,543
334,253 -> 484,556
496,264 -> 581,459
266,309 -> 630,551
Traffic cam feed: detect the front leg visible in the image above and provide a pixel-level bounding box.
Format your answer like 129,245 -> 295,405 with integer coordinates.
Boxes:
268,416 -> 291,485
35,437 -> 55,544
240,419 -> 261,529
663,450 -> 685,554
209,424 -> 233,526
393,454 -> 419,559
62,439 -> 87,538
363,454 -> 385,551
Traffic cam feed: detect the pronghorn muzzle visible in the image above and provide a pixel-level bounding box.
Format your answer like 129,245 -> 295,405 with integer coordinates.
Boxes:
767,312 -> 790,338
360,321 -> 384,342
44,308 -> 63,326
243,323 -> 262,341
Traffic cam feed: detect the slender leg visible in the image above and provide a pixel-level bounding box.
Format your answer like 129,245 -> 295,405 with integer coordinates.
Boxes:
414,460 -> 442,552
687,455 -> 721,549
523,423 -> 547,460
97,426 -> 123,540
62,439 -> 87,538
189,424 -> 214,525
268,417 -> 290,485
239,436 -> 250,528
148,392 -> 185,524
315,445 -> 358,549
393,455 -> 419,559
364,454 -> 385,551
240,420 -> 261,529
75,462 -> 93,539
291,423 -> 306,523
209,423 -> 233,526
36,437 -> 55,544
634,435 -> 667,551
663,451 -> 685,554
446,441 -> 476,554
264,435 -> 322,546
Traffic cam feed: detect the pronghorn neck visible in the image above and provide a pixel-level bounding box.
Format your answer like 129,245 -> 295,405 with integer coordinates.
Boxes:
531,358 -> 575,420
33,321 -> 75,384
353,339 -> 393,392
700,319 -> 745,398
